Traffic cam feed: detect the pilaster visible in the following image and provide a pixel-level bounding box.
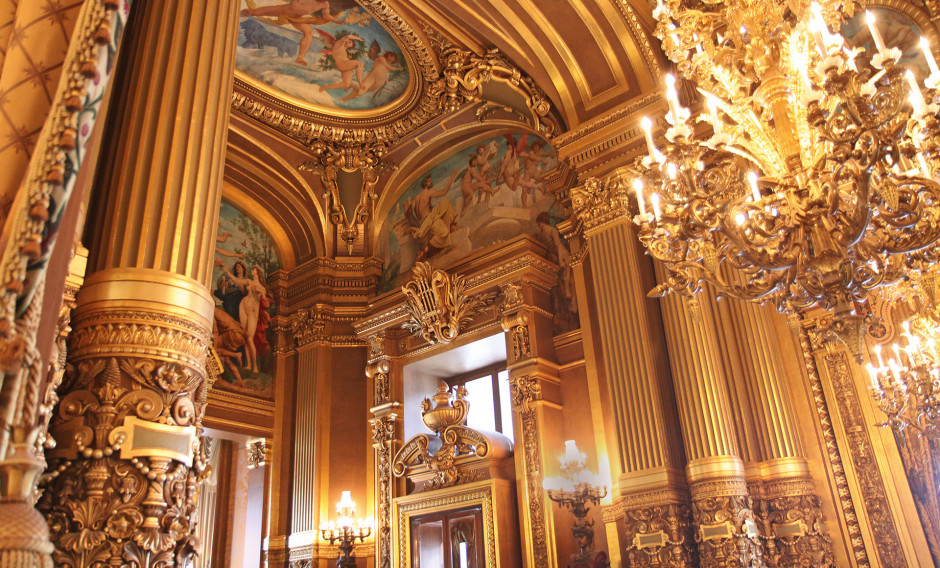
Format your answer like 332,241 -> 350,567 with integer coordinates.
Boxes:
569,178 -> 694,567
500,284 -> 564,568
718,300 -> 833,567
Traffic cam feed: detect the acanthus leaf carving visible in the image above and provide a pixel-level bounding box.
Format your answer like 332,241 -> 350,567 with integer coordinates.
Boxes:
401,262 -> 496,345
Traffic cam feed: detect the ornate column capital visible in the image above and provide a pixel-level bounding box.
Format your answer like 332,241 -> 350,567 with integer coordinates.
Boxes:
570,177 -> 632,237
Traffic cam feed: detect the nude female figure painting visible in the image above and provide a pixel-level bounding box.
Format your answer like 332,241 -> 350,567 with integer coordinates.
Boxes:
212,201 -> 280,399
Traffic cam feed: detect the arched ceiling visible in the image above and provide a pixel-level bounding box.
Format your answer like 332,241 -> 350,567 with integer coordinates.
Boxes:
389,0 -> 662,128
226,0 -> 666,263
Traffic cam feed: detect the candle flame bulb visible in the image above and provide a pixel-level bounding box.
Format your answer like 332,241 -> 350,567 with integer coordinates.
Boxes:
748,171 -> 760,202
664,74 -> 682,123
866,11 -> 887,54
908,70 -> 926,114
874,344 -> 884,368
921,37 -> 940,77
641,117 -> 659,162
867,363 -> 880,390
651,193 -> 662,221
633,179 -> 647,217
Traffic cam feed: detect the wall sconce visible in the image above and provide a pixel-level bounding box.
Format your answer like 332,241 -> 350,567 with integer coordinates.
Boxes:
543,440 -> 610,568
318,491 -> 373,568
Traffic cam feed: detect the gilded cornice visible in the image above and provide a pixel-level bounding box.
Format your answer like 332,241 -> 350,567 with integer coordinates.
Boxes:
612,0 -> 663,77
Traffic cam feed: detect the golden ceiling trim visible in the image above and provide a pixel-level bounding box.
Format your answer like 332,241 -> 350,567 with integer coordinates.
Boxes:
612,0 -> 663,79
231,3 -> 557,159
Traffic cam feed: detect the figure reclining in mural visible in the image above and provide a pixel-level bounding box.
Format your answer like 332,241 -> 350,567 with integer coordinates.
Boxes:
241,0 -> 345,66
318,31 -> 366,92
215,260 -> 273,374
412,198 -> 459,262
339,41 -> 401,102
213,308 -> 249,387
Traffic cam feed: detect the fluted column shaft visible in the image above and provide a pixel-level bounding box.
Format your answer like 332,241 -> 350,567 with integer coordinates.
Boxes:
717,299 -> 833,567
655,265 -> 762,568
571,180 -> 694,567
39,2 -> 237,566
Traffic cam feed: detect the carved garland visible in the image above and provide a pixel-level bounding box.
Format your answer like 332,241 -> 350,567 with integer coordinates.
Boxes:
821,351 -> 905,567
371,414 -> 396,568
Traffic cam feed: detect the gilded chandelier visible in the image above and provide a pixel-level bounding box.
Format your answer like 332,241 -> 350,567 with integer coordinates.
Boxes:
628,0 -> 940,315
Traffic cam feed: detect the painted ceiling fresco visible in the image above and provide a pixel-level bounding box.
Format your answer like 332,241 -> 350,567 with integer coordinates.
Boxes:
237,0 -> 410,111
213,200 -> 281,399
378,131 -> 580,332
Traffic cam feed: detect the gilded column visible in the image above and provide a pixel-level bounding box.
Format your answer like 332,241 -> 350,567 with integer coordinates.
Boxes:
570,178 -> 694,567
717,300 -> 833,567
38,1 -> 237,566
655,268 -> 762,568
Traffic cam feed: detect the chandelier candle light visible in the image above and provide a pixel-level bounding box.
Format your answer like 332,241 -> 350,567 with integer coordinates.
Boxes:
543,441 -> 608,563
868,319 -> 940,436
318,491 -> 373,568
626,0 -> 940,328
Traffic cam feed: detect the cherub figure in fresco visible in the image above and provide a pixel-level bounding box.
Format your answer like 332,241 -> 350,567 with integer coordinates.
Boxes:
497,134 -> 524,194
318,31 -> 366,92
241,0 -> 345,66
340,41 -> 402,102
459,155 -> 496,213
518,139 -> 552,202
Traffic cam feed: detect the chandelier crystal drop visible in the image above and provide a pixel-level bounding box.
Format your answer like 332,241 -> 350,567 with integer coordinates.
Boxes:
628,0 -> 940,315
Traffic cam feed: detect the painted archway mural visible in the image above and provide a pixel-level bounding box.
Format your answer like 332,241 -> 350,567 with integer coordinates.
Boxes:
378,130 -> 579,331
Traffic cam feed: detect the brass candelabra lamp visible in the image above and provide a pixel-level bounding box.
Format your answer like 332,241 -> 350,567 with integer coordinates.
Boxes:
610,0 -> 940,332
543,441 -> 609,567
868,318 -> 940,436
318,491 -> 373,568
